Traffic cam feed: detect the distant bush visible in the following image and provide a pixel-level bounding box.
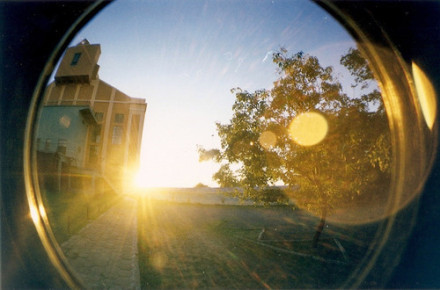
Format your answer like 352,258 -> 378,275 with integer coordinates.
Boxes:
258,187 -> 289,204
194,182 -> 209,188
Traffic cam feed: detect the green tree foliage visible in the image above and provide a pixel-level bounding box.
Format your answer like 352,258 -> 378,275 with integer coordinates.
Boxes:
340,47 -> 385,114
212,164 -> 239,188
200,48 -> 390,245
340,47 -> 374,88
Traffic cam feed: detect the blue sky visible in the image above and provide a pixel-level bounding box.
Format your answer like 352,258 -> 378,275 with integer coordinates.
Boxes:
66,0 -> 357,187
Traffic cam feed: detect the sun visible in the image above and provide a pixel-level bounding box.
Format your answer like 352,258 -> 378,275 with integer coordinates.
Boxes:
133,169 -> 149,189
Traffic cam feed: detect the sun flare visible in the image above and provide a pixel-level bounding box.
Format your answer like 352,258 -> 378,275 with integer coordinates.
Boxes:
133,170 -> 149,189
288,112 -> 328,146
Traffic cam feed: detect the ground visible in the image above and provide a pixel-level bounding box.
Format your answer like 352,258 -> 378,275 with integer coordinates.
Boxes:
138,198 -> 379,289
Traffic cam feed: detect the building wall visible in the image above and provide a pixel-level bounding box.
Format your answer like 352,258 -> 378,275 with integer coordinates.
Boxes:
36,106 -> 91,167
43,78 -> 146,190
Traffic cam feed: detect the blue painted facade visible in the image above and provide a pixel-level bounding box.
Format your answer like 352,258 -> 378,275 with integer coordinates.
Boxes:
36,106 -> 96,168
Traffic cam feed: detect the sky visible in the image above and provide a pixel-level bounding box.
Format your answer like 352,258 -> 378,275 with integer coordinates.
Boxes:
64,0 -> 357,188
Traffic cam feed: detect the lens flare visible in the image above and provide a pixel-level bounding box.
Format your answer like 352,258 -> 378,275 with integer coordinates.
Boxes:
288,112 -> 328,146
30,205 -> 40,224
412,62 -> 437,130
59,115 -> 71,128
259,131 -> 277,149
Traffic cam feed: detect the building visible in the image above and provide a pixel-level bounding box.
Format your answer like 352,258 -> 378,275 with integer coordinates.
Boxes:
37,39 -> 147,192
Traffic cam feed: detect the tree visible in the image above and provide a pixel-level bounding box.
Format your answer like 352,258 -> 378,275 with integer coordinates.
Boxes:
201,48 -> 390,247
340,47 -> 385,115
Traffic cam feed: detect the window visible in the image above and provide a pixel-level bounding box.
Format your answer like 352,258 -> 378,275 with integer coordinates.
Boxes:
57,139 -> 67,154
95,112 -> 104,122
89,145 -> 98,164
71,52 -> 81,65
112,126 -> 123,144
91,125 -> 102,143
44,138 -> 52,151
115,113 -> 124,123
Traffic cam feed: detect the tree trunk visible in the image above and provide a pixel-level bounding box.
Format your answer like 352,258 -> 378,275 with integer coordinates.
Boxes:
312,208 -> 327,248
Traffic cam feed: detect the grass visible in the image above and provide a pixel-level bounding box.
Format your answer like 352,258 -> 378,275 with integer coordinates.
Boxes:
42,187 -> 121,244
137,199 -> 378,289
